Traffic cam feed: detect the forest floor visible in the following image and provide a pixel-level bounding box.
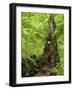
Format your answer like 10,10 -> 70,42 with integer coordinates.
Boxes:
33,64 -> 55,76
34,65 -> 50,76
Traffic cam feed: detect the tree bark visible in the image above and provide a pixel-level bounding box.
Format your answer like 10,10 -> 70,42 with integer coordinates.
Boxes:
43,16 -> 59,68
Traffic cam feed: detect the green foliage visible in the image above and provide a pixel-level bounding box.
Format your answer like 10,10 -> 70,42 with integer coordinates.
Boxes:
21,12 -> 64,75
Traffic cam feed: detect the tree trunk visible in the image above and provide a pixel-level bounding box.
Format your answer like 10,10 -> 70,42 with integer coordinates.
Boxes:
43,16 -> 59,68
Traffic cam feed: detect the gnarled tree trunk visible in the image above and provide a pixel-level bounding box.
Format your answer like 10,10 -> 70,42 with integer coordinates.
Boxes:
42,16 -> 59,68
